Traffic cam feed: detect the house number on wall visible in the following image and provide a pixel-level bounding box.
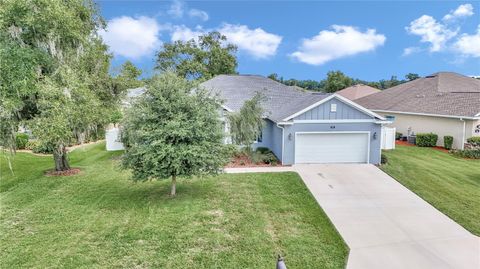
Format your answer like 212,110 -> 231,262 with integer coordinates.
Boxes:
330,125 -> 336,129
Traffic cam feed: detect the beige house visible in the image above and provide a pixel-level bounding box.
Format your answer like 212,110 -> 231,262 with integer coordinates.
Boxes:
357,72 -> 480,149
336,84 -> 381,100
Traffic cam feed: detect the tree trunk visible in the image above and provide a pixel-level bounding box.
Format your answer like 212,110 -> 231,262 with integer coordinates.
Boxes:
170,175 -> 177,196
53,144 -> 70,171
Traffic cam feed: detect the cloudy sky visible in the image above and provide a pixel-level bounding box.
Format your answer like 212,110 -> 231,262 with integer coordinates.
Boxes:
98,1 -> 480,80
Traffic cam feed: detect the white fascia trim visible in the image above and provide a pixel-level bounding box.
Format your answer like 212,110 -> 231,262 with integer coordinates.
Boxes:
293,119 -> 377,124
282,94 -> 386,121
277,121 -> 294,125
373,110 -> 479,120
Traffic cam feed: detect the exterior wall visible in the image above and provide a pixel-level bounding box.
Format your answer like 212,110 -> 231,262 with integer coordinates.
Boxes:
379,112 -> 477,149
252,119 -> 283,161
294,98 -> 373,121
281,122 -> 382,165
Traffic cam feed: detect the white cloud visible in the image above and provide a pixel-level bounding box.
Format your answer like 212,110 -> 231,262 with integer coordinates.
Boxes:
99,16 -> 161,59
170,24 -> 282,58
168,0 -> 184,18
402,46 -> 422,56
453,26 -> 480,57
167,0 -> 209,21
188,9 -> 209,21
290,25 -> 386,65
405,15 -> 457,52
171,25 -> 205,42
218,24 -> 282,58
443,4 -> 474,21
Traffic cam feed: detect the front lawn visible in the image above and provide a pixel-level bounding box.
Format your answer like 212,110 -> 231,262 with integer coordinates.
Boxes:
0,142 -> 347,268
382,145 -> 480,235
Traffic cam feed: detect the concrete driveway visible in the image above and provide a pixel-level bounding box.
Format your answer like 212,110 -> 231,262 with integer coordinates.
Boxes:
294,164 -> 480,269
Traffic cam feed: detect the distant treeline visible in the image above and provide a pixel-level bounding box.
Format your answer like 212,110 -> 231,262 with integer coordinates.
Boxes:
267,71 -> 421,92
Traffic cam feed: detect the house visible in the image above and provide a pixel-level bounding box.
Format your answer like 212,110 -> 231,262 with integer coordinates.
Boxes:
356,72 -> 480,149
336,84 -> 381,100
201,75 -> 390,165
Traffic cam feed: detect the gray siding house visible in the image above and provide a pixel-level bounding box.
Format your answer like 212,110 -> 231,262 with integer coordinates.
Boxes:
201,75 -> 389,165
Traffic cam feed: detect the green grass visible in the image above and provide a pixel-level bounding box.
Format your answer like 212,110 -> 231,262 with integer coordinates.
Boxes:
382,145 -> 480,235
0,142 -> 347,268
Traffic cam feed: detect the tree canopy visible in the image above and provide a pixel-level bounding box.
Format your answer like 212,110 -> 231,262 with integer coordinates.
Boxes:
121,72 -> 229,196
155,32 -> 238,80
0,0 -> 130,171
227,93 -> 265,149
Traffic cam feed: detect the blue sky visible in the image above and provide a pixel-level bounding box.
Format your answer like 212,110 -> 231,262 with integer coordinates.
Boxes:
98,1 -> 480,81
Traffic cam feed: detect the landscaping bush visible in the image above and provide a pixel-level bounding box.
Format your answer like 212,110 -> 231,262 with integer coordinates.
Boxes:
451,149 -> 480,159
467,137 -> 480,147
250,151 -> 263,164
15,133 -> 29,149
26,140 -> 55,154
395,132 -> 402,140
381,153 -> 388,165
443,136 -> 453,150
416,133 -> 438,147
255,147 -> 270,154
261,152 -> 278,165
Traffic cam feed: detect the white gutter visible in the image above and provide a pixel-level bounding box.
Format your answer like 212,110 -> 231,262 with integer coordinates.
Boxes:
460,118 -> 466,150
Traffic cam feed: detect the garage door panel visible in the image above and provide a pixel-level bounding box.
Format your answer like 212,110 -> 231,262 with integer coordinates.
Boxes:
295,132 -> 369,164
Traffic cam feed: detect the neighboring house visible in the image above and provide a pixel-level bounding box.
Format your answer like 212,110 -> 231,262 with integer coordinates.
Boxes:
356,72 -> 480,149
201,75 -> 390,165
336,84 -> 381,100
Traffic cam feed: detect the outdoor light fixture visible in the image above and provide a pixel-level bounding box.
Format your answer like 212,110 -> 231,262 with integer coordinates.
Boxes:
288,133 -> 292,140
373,132 -> 377,140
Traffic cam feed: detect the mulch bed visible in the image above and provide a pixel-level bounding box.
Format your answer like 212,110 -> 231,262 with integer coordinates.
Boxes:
225,155 -> 282,168
45,168 -> 81,177
395,140 -> 449,153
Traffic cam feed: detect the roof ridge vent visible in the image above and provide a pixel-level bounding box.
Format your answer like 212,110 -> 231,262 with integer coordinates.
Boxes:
415,94 -> 426,98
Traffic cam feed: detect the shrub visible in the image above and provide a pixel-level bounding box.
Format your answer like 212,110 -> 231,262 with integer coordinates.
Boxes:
381,153 -> 388,165
255,147 -> 270,154
15,133 -> 29,149
416,133 -> 438,147
443,135 -> 453,150
261,152 -> 278,165
224,144 -> 240,158
250,151 -> 263,164
467,137 -> 480,146
443,136 -> 453,150
395,132 -> 402,140
26,140 -> 55,154
451,149 -> 480,159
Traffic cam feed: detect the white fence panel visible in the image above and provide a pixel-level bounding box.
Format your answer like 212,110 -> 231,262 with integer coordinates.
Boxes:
106,128 -> 125,151
381,127 -> 396,150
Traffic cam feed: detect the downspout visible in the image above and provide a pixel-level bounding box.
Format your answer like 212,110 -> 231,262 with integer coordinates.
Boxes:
460,118 -> 466,150
276,123 -> 285,165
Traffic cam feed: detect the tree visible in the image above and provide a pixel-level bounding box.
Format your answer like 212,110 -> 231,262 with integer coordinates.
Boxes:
324,71 -> 354,93
121,72 -> 228,196
155,32 -> 238,80
1,0 -> 118,171
227,93 -> 265,150
405,73 -> 420,81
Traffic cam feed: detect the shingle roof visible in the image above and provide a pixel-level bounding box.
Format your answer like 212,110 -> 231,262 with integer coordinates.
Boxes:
356,72 -> 480,118
200,75 -> 330,122
337,84 -> 381,100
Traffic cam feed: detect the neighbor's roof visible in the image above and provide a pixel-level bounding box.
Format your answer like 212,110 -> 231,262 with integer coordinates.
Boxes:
200,75 -> 330,122
356,72 -> 480,118
336,84 -> 381,100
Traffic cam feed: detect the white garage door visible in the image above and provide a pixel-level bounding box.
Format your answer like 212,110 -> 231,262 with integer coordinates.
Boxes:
295,132 -> 369,164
